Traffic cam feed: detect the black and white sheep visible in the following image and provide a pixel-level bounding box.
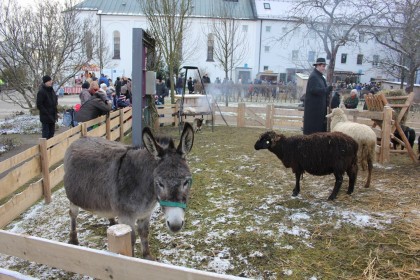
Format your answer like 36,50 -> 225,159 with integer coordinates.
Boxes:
326,108 -> 376,188
254,131 -> 359,200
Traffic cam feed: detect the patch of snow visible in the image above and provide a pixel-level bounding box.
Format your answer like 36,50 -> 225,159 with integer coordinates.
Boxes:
207,257 -> 232,274
249,251 -> 264,258
283,269 -> 293,276
289,212 -> 311,221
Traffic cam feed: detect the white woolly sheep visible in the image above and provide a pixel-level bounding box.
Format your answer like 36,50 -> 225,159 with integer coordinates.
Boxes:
326,108 -> 376,188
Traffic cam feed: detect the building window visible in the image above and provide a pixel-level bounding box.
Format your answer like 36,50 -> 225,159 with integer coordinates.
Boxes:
357,54 -> 363,65
263,66 -> 269,71
308,51 -> 315,63
264,46 -> 270,53
292,50 -> 299,61
265,26 -> 271,32
341,53 -> 347,64
264,3 -> 271,9
242,25 -> 248,32
207,33 -> 214,62
113,31 -> 120,59
372,55 -> 379,66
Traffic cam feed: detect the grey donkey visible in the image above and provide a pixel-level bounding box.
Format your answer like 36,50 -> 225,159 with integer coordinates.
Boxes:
63,123 -> 194,259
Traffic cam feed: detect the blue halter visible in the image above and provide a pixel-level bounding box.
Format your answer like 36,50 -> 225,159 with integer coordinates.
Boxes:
158,178 -> 192,209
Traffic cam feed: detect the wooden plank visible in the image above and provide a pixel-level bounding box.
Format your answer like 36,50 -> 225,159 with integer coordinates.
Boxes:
124,119 -> 132,134
0,146 -> 39,175
87,125 -> 107,138
0,181 -> 43,229
46,125 -> 82,147
110,129 -> 121,141
110,110 -> 121,118
0,157 -> 41,201
344,109 -> 384,120
110,117 -> 120,128
0,268 -> 37,280
84,115 -> 107,127
48,135 -> 80,167
49,164 -> 64,190
0,231 -> 245,280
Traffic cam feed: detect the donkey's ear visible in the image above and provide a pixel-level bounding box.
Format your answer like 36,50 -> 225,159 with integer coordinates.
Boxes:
177,122 -> 194,158
143,127 -> 163,160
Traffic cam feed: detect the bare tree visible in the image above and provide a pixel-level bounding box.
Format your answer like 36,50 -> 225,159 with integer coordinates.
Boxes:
207,1 -> 248,81
0,0 -> 98,109
366,0 -> 420,92
285,0 -> 383,83
139,0 -> 193,104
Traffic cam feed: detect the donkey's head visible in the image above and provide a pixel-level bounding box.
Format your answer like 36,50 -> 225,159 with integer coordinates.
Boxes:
142,123 -> 194,232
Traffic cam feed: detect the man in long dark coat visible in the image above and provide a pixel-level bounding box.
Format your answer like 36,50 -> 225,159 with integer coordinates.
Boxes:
36,75 -> 58,139
303,58 -> 333,135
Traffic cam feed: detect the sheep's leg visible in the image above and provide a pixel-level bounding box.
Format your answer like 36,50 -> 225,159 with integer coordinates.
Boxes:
292,172 -> 301,197
68,203 -> 79,245
137,218 -> 154,260
329,173 -> 343,200
364,156 -> 372,188
347,160 -> 359,194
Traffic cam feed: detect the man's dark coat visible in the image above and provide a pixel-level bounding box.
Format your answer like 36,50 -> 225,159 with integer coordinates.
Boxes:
303,69 -> 329,135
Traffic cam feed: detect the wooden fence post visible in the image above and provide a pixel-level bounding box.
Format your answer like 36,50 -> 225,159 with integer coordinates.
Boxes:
107,224 -> 132,257
237,103 -> 245,127
119,109 -> 124,142
265,104 -> 274,129
106,115 -> 111,140
81,123 -> 87,136
39,138 -> 51,204
380,106 -> 392,163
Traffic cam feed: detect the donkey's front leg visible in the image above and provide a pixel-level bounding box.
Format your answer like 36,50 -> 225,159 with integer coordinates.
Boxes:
137,218 -> 154,260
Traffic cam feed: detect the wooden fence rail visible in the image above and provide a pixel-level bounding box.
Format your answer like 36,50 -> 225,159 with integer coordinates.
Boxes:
0,107 -> 132,229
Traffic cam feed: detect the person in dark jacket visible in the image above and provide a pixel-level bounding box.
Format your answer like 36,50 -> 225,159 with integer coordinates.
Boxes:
155,76 -> 168,105
36,75 -> 58,139
79,81 -> 91,105
114,77 -> 122,97
303,58 -> 333,135
75,93 -> 111,123
330,91 -> 341,109
344,89 -> 359,109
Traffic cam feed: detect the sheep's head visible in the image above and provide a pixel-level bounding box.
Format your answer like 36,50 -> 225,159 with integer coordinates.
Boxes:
254,131 -> 278,150
326,108 -> 346,119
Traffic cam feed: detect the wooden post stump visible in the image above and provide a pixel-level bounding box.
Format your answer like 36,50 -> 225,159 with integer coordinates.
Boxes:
107,224 -> 132,257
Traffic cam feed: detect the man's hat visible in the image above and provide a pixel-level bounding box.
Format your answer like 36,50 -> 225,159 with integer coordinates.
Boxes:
42,75 -> 52,83
313,58 -> 327,66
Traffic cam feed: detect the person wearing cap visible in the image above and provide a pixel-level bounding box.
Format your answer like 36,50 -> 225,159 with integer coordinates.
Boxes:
303,58 -> 333,135
36,75 -> 58,139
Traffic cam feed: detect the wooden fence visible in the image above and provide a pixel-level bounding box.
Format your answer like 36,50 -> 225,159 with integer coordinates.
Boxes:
0,102 -> 417,279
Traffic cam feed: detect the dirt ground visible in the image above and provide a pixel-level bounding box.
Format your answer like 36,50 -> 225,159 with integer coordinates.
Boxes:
0,95 -> 78,160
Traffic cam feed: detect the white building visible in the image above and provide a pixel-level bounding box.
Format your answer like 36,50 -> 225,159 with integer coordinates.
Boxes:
74,0 -> 390,84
